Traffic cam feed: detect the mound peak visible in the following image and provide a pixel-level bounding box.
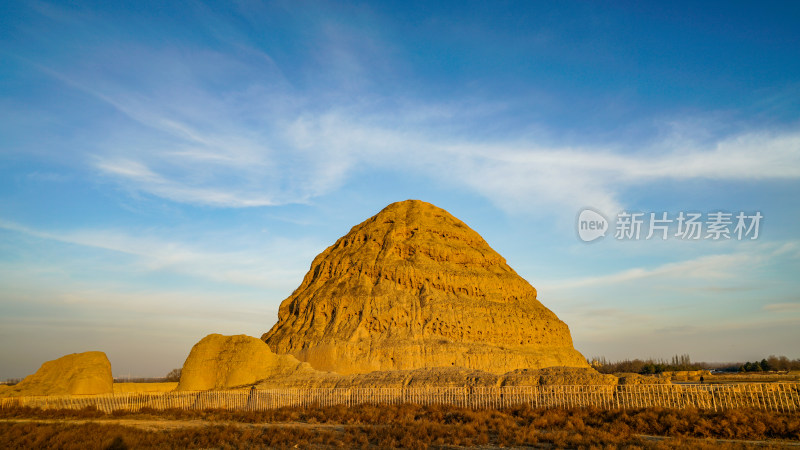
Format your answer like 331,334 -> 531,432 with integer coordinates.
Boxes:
262,200 -> 588,374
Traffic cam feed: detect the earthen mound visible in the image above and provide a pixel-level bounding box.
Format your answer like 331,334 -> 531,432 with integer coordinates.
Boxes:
254,366 -> 617,389
176,334 -> 317,391
263,199 -> 588,374
2,351 -> 113,397
615,373 -> 671,385
499,368 -> 618,386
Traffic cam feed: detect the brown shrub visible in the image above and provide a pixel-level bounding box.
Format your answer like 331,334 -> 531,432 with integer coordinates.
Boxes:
1,403 -> 798,448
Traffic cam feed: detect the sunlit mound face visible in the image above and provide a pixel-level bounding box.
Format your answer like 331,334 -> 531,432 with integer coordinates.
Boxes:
263,200 -> 588,375
4,351 -> 113,397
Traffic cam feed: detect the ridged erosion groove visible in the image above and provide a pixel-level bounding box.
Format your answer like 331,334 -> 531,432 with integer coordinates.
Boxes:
1,383 -> 799,412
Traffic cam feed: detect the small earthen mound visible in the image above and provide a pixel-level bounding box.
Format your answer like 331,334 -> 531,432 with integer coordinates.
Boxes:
176,334 -> 318,391
615,373 -> 672,385
2,351 -> 113,397
499,367 -> 618,386
658,370 -> 710,382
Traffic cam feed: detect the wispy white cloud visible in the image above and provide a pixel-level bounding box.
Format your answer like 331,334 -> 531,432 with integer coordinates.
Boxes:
763,302 -> 800,313
540,239 -> 800,356
0,218 -> 319,290
542,240 -> 796,291
26,27 -> 799,215
543,252 -> 751,290
93,105 -> 800,215
94,157 -> 283,207
321,120 -> 800,215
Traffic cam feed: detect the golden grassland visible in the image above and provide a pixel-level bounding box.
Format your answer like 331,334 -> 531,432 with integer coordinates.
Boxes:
1,403 -> 798,449
703,372 -> 800,384
112,383 -> 178,394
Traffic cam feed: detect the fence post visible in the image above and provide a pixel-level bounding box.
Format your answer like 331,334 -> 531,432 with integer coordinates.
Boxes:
4,382 -> 798,414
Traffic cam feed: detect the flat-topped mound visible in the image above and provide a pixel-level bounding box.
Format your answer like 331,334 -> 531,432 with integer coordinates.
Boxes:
2,351 -> 113,397
263,200 -> 588,375
255,366 -> 618,389
176,334 -> 318,391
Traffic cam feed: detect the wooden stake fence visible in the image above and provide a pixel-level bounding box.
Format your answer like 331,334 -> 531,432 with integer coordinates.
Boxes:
1,383 -> 797,413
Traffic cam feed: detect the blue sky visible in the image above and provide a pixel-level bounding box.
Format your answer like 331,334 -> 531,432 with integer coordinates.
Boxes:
1,1 -> 799,379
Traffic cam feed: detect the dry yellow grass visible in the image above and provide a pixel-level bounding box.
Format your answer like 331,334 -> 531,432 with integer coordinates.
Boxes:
112,383 -> 177,394
2,403 -> 799,449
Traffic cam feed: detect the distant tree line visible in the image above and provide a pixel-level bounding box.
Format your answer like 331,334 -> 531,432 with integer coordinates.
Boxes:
111,368 -> 182,384
589,354 -> 702,374
6,368 -> 183,385
590,354 -> 800,375
736,355 -> 800,373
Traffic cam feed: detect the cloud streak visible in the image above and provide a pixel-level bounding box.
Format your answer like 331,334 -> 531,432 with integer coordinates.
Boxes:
88,96 -> 800,215
23,26 -> 798,216
763,302 -> 800,313
0,218 -> 318,290
541,240 -> 798,292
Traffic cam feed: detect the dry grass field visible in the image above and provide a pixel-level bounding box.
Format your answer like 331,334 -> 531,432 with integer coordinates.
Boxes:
112,383 -> 179,394
1,403 -> 799,449
703,372 -> 800,384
